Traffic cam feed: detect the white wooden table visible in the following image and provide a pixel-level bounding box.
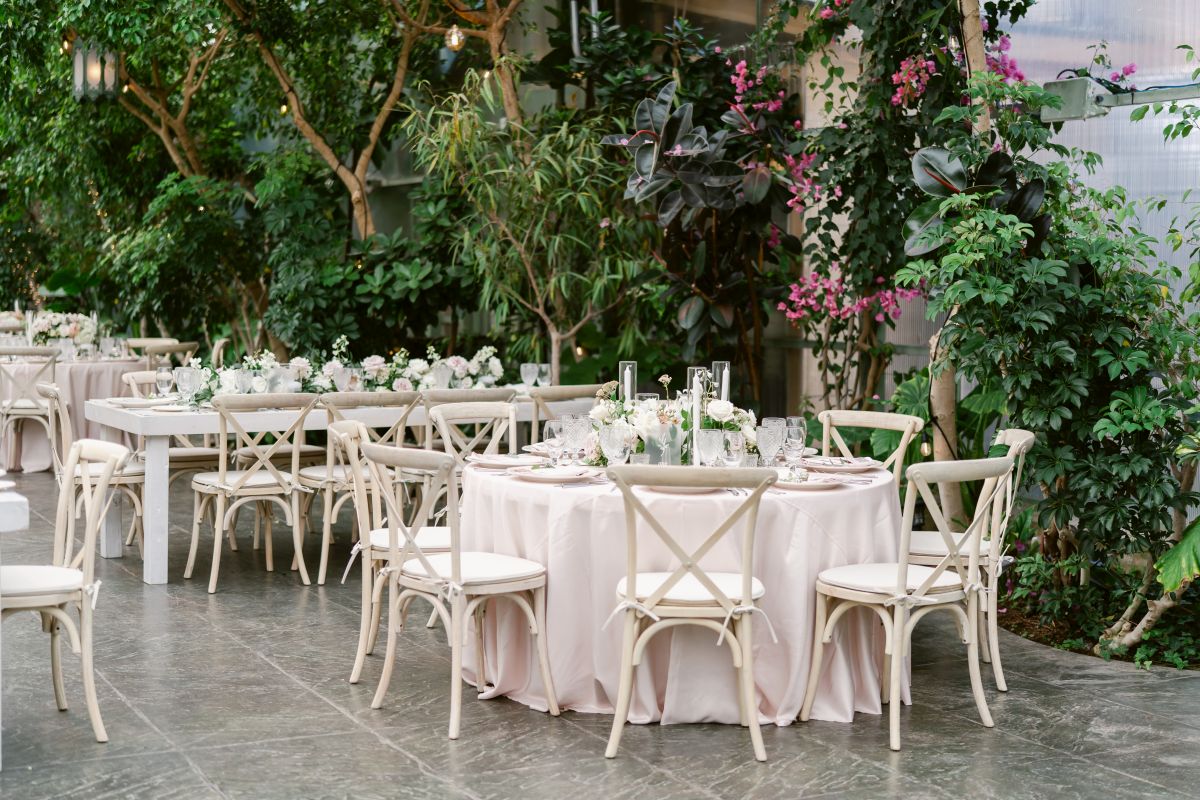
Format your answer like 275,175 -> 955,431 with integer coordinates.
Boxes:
0,486 -> 31,771
85,397 -> 592,585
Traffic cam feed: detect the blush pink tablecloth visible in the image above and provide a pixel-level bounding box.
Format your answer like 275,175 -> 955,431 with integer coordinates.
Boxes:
2,359 -> 140,472
460,465 -> 907,727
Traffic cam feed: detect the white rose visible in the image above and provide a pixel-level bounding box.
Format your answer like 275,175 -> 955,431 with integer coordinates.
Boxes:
460,376 -> 474,389
391,377 -> 413,392
251,376 -> 268,393
631,407 -> 658,442
589,402 -> 612,424
218,370 -> 239,393
740,424 -> 757,447
322,359 -> 342,377
290,357 -> 311,379
488,357 -> 503,378
706,399 -> 735,423
361,355 -> 387,378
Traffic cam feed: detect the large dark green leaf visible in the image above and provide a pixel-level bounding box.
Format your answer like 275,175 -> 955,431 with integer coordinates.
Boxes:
633,98 -> 654,134
1007,179 -> 1045,222
1156,517 -> 1200,592
677,295 -> 705,329
912,147 -> 967,197
657,190 -> 684,228
741,166 -> 771,205
903,198 -> 949,256
975,151 -> 1014,186
634,173 -> 672,203
651,82 -> 676,133
634,142 -> 657,179
661,104 -> 693,150
1025,213 -> 1051,256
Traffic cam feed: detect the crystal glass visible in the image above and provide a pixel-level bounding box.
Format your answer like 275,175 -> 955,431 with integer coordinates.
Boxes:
783,426 -> 808,466
644,422 -> 681,465
76,343 -> 95,361
520,362 -> 538,387
696,429 -> 724,467
561,417 -> 591,465
347,367 -> 364,391
99,337 -> 114,359
59,339 -> 76,362
722,431 -> 746,468
155,366 -> 173,397
786,415 -> 805,429
756,425 -> 783,466
599,424 -> 632,466
543,419 -> 565,465
762,417 -> 786,431
740,454 -> 760,468
174,367 -> 198,404
331,365 -> 352,392
431,361 -> 453,389
536,363 -> 551,387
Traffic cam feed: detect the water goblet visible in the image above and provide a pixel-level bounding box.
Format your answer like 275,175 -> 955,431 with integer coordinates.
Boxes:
543,419 -> 565,465
786,416 -> 805,430
155,366 -> 174,397
174,367 -> 197,405
635,392 -> 660,404
599,424 -> 632,466
722,431 -> 746,468
783,425 -> 808,466
629,453 -> 650,465
762,417 -> 786,432
562,417 -> 591,465
756,425 -> 783,466
520,362 -> 539,387
696,429 -> 724,467
536,363 -> 551,387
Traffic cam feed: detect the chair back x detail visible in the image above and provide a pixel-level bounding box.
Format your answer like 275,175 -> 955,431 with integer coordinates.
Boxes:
210,393 -> 318,493
528,384 -> 602,442
0,346 -> 58,411
429,401 -> 517,467
817,409 -> 924,483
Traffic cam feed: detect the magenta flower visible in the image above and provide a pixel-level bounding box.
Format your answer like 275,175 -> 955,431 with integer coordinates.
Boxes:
819,7 -> 834,19
1122,62 -> 1137,76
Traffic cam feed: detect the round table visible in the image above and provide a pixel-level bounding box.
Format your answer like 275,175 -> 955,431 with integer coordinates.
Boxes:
459,464 -> 906,726
1,358 -> 141,472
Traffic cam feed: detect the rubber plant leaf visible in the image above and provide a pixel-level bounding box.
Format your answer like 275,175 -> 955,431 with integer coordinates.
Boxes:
1025,214 -> 1052,256
903,197 -> 950,256
1007,178 -> 1046,222
912,146 -> 968,197
975,151 -> 1014,187
741,166 -> 772,205
677,295 -> 705,329
651,82 -> 676,133
657,190 -> 684,228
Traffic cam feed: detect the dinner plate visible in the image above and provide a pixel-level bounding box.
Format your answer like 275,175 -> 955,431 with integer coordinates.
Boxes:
644,485 -> 720,495
108,396 -> 176,409
467,453 -> 545,469
774,477 -> 841,491
151,404 -> 195,413
507,465 -> 597,484
799,456 -> 881,474
521,444 -> 551,456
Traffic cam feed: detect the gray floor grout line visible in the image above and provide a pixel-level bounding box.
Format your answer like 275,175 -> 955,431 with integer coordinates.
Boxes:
93,670 -> 232,799
170,603 -> 489,800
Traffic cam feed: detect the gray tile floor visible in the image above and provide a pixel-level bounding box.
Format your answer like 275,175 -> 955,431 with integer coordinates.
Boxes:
2,470 -> 1198,799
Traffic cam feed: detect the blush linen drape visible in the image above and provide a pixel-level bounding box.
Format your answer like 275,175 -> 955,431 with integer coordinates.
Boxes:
459,466 -> 908,726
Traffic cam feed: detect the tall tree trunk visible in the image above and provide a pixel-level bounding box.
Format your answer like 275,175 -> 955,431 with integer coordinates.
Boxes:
549,328 -> 562,385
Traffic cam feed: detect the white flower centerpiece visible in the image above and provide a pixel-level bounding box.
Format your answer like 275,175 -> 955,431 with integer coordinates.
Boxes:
30,312 -> 97,346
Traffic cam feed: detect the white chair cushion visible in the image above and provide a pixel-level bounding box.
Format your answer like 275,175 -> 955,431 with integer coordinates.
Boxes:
75,460 -> 144,478
168,446 -> 221,461
299,464 -> 350,483
0,565 -> 84,596
818,563 -> 964,595
401,551 -> 545,585
192,470 -> 287,489
367,526 -> 452,552
234,444 -> 323,461
908,530 -> 992,558
615,571 -> 765,606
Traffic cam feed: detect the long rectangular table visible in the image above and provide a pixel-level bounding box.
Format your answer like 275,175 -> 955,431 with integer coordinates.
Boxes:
85,397 -> 592,584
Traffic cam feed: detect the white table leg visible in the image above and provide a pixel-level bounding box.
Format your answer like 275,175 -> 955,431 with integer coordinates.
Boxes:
140,435 -> 170,584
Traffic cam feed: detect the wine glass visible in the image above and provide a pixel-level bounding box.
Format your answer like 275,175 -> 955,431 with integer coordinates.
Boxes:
536,363 -> 551,387
155,366 -> 173,398
520,362 -> 539,387
722,431 -> 746,468
543,419 -> 565,465
332,366 -> 352,392
786,416 -> 805,430
783,425 -> 808,466
635,392 -> 660,404
696,429 -> 724,467
756,425 -> 783,466
174,367 -> 197,405
762,417 -> 786,432
599,425 -> 632,466
561,417 -> 591,465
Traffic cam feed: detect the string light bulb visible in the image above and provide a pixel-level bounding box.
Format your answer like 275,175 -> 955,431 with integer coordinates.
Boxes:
279,103 -> 288,115
445,24 -> 466,52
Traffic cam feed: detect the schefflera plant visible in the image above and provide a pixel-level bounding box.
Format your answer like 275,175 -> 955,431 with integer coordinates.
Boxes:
600,78 -> 816,401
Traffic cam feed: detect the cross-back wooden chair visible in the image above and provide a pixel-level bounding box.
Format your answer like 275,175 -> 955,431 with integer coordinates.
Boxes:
359,441 -> 559,739
37,382 -> 144,550
185,392 -> 318,593
418,387 -> 516,449
817,409 -> 925,483
428,401 -> 518,468
604,464 -> 779,762
527,384 -> 602,443
908,428 -> 1034,691
210,337 -> 230,369
0,438 -> 131,742
0,346 -> 58,465
331,421 -> 452,684
143,341 -> 198,371
799,455 -> 1015,751
125,337 -> 177,356
296,390 -> 421,585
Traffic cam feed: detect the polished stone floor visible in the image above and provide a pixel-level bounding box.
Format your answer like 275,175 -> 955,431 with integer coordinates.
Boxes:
2,470 -> 1198,799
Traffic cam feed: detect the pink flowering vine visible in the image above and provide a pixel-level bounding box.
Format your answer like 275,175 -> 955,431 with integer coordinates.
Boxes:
891,55 -> 937,107
779,269 -> 924,324
816,0 -> 851,21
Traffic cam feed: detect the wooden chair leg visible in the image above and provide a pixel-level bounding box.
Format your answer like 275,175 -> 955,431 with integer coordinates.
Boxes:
184,492 -> 204,579
318,488 -> 334,585
207,494 -> 227,594
291,493 -> 310,585
367,570 -> 385,654
799,592 -> 828,722
350,556 -> 375,684
966,598 -> 995,729
371,583 -> 400,709
604,613 -> 637,758
532,587 -> 560,716
889,606 -> 906,752
737,616 -> 766,761
80,603 -> 109,742
448,595 -> 466,739
49,616 -> 68,711
473,602 -> 488,695
987,577 -> 1007,691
